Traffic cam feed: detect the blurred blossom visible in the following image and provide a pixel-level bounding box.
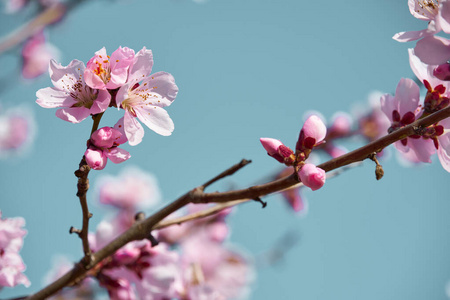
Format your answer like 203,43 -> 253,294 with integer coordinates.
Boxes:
0,104 -> 36,158
0,211 -> 30,288
3,0 -> 27,13
21,32 -> 60,79
96,166 -> 161,210
354,91 -> 390,142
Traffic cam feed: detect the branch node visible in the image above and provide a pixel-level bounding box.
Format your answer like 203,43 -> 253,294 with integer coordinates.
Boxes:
135,211 -> 146,221
253,197 -> 267,208
368,153 -> 384,180
69,226 -> 81,236
413,125 -> 426,135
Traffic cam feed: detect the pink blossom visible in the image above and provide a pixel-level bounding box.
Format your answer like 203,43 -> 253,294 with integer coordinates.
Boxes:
433,62 -> 450,80
21,32 -> 60,79
97,167 -> 161,210
393,0 -> 450,42
0,106 -> 36,157
84,47 -> 135,90
0,212 -> 30,288
84,127 -> 130,170
356,91 -> 391,142
276,168 -> 307,213
296,115 -> 327,152
297,163 -> 326,191
115,48 -> 178,145
36,59 -> 111,123
180,232 -> 253,299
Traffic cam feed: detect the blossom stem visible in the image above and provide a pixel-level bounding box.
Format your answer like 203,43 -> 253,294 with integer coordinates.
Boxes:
90,112 -> 104,135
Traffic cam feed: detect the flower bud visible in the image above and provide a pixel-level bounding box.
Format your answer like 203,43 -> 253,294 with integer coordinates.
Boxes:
296,115 -> 327,151
85,147 -> 107,170
260,138 -> 285,163
297,163 -> 326,191
91,127 -> 122,148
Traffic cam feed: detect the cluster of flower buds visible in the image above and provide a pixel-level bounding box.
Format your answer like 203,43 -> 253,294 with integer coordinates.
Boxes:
84,126 -> 130,170
260,115 -> 327,191
36,46 -> 179,169
0,211 -> 30,288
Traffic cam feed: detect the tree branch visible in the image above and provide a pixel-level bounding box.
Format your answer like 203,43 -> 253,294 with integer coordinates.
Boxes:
25,105 -> 450,300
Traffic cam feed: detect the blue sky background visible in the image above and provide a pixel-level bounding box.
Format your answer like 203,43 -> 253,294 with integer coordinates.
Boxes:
1,0 -> 450,299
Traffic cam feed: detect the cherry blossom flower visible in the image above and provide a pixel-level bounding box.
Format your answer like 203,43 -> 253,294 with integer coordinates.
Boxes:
21,31 -> 60,79
380,78 -> 436,163
36,59 -> 111,123
115,48 -> 178,145
85,127 -> 130,170
0,211 -> 30,288
84,47 -> 135,90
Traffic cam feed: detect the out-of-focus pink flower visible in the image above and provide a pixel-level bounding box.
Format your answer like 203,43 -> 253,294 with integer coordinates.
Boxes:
0,212 -> 30,288
85,127 -> 130,170
296,115 -> 327,152
115,47 -> 178,145
180,232 -> 253,299
97,167 -> 161,210
84,47 -> 135,90
355,91 -> 391,142
0,105 -> 36,158
21,32 -> 60,79
36,59 -> 111,123
297,163 -> 326,191
3,0 -> 28,13
275,168 -> 307,213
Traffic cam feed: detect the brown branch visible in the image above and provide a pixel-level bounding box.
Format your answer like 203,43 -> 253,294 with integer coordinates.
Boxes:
200,159 -> 252,190
73,157 -> 93,262
25,106 -> 450,300
0,4 -> 66,55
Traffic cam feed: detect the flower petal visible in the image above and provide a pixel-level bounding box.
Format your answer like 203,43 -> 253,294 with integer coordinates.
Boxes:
55,107 -> 91,123
137,72 -> 178,106
123,111 -> 145,146
415,35 -> 450,65
36,87 -> 77,108
128,47 -> 153,83
49,59 -> 85,91
89,90 -> 111,115
135,105 -> 174,136
105,147 -> 131,164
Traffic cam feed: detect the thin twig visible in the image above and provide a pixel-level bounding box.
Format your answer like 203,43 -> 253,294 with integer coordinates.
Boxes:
200,159 -> 252,190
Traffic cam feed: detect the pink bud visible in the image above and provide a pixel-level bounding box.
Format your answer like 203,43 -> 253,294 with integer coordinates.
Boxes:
296,115 -> 327,151
260,138 -> 283,155
91,127 -> 122,148
297,163 -> 326,191
434,63 -> 450,81
85,147 -> 107,170
260,137 -> 285,163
